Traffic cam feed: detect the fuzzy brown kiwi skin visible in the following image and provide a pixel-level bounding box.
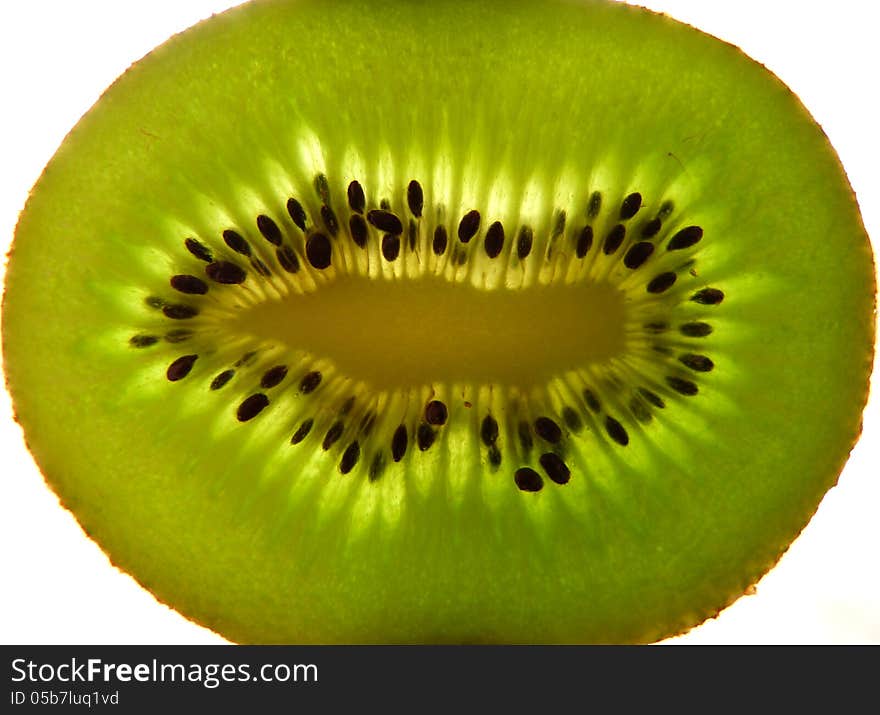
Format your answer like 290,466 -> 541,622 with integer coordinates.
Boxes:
2,3 -> 877,645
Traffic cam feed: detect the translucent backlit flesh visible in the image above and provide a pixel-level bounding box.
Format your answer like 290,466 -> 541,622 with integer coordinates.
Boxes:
2,0 -> 873,643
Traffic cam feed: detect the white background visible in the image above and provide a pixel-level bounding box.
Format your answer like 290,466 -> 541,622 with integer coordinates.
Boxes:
1,1 -> 877,645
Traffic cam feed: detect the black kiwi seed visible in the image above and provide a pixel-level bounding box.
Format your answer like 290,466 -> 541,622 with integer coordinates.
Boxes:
488,445 -> 502,467
166,354 -> 198,382
210,369 -> 235,391
534,416 -> 562,444
457,210 -> 481,243
306,233 -> 332,269
576,226 -> 593,258
360,411 -> 376,436
691,287 -> 724,305
620,192 -> 642,220
681,322 -> 713,337
484,221 -> 505,258
236,351 -> 257,367
417,423 -> 436,451
517,226 -> 534,259
425,400 -> 448,426
638,388 -> 665,409
552,210 -> 566,238
349,214 -> 369,248
286,197 -> 307,231
623,242 -> 654,269
432,225 -> 448,255
641,218 -> 662,238
369,454 -> 385,482
391,425 -> 408,462
514,467 -> 543,492
299,370 -> 322,394
290,418 -> 313,444
367,209 -> 403,235
658,200 -> 675,219
562,406 -> 583,432
276,245 -> 300,273
603,224 -> 626,255
340,396 -> 356,416
518,420 -> 533,452
237,393 -> 269,422
163,303 -> 199,320
583,389 -> 601,413
347,181 -> 366,214
260,365 -> 288,388
604,416 -> 629,446
666,376 -> 699,396
407,180 -> 424,217
322,421 -> 344,450
481,415 -> 499,446
256,214 -> 283,246
454,248 -> 468,266
130,334 -> 159,348
629,397 -> 652,424
680,354 -> 715,372
647,271 -> 677,293
206,260 -> 246,284
667,225 -> 703,251
587,191 -> 602,218
185,237 -> 213,262
539,453 -> 570,485
321,205 -> 339,236
250,258 -> 271,277
382,234 -> 401,261
165,329 -> 193,343
339,441 -> 360,474
223,229 -> 252,256
314,173 -> 331,203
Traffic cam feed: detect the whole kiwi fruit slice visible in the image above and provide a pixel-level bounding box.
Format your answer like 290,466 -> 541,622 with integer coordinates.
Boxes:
3,0 -> 875,644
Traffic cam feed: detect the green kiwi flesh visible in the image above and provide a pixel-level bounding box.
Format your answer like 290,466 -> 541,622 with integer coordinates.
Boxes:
2,0 -> 875,643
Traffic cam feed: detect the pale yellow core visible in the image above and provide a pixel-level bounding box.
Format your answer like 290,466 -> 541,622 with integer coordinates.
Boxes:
232,275 -> 626,389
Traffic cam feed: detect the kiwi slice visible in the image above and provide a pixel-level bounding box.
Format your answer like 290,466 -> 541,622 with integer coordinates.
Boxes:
3,0 -> 875,644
